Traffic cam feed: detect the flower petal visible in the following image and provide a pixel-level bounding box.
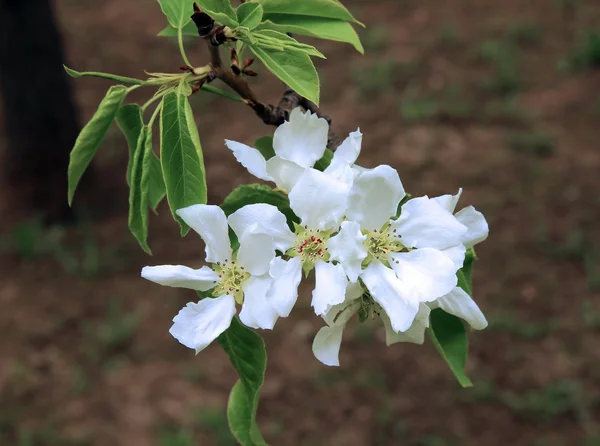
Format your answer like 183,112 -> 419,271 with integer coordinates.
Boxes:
313,300 -> 359,367
312,260 -> 349,316
393,196 -> 468,250
239,275 -> 279,330
266,256 -> 302,317
324,129 -> 362,177
228,203 -> 296,252
361,260 -> 420,333
224,140 -> 273,181
273,108 -> 328,168
455,206 -> 489,248
389,248 -> 457,303
433,188 -> 462,213
436,287 -> 488,330
141,265 -> 219,291
288,168 -> 350,230
441,244 -> 467,273
265,157 -> 305,192
237,232 -> 276,276
382,303 -> 430,345
328,221 -> 368,282
169,294 -> 236,353
346,165 -> 406,230
176,205 -> 232,263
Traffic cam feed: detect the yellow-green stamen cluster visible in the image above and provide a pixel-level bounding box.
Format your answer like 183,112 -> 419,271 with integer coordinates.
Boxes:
213,260 -> 250,305
287,225 -> 331,272
364,223 -> 405,262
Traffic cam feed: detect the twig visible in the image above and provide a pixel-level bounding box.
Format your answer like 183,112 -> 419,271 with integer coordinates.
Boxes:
191,6 -> 341,149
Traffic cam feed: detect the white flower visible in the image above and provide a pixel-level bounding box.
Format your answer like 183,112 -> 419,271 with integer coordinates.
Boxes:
225,107 -> 363,192
326,165 -> 463,335
141,204 -> 280,353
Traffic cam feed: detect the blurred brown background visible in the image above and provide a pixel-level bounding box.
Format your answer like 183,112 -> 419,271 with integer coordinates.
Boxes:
1,0 -> 600,445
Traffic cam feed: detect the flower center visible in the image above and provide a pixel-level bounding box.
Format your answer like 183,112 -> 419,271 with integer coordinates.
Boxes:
213,260 -> 250,305
364,224 -> 404,261
287,226 -> 331,270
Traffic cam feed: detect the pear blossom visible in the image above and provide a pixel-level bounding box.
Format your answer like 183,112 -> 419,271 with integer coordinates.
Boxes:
141,204 -> 281,353
225,107 -> 363,192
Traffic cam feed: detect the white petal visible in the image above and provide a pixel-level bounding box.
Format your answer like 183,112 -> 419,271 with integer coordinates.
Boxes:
433,188 -> 463,213
141,265 -> 219,291
328,221 -> 368,282
266,256 -> 302,317
265,157 -> 305,192
346,165 -> 405,230
176,205 -> 232,263
224,140 -> 273,181
455,206 -> 489,248
312,260 -> 348,316
322,282 -> 363,326
237,232 -> 275,276
437,287 -> 488,330
239,275 -> 279,330
394,196 -> 468,250
361,260 -> 420,333
389,248 -> 457,303
312,324 -> 345,366
324,129 -> 362,177
228,203 -> 295,252
273,108 -> 329,168
441,244 -> 467,272
288,168 -> 350,230
382,303 -> 430,345
169,294 -> 236,353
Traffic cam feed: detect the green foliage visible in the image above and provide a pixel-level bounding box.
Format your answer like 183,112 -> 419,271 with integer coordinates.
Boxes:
257,0 -> 363,25
160,92 -> 208,235
157,0 -> 196,28
427,309 -> 473,388
218,318 -> 267,446
195,0 -> 239,28
128,127 -> 153,253
253,135 -> 276,160
67,85 -> 128,205
313,148 -> 334,171
116,104 -> 144,185
237,2 -> 263,30
158,21 -> 198,37
64,65 -> 145,85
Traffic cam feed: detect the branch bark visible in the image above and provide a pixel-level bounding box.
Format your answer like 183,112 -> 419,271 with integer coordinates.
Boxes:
191,7 -> 341,149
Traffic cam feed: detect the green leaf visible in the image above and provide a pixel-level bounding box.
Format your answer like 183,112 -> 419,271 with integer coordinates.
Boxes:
258,15 -> 363,53
313,148 -> 334,171
68,85 -> 128,205
251,29 -> 325,58
64,65 -> 146,85
253,136 -> 275,160
249,41 -> 320,105
195,0 -> 239,28
157,21 -> 198,37
128,126 -> 152,254
237,2 -> 263,30
218,318 -> 268,446
458,248 -> 476,295
148,155 -> 167,211
257,0 -> 363,26
116,104 -> 144,186
160,92 -> 208,234
156,0 -> 195,28
427,309 -> 473,388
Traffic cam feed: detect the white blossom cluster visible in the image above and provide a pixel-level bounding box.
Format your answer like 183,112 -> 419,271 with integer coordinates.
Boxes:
141,108 -> 489,366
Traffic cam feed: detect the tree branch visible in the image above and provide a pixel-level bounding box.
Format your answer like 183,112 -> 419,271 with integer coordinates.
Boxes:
191,6 -> 341,149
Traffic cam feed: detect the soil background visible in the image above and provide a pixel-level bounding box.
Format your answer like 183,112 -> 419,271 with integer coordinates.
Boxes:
1,0 -> 600,445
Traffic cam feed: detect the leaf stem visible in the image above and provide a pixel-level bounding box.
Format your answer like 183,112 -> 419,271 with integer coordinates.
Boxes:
148,101 -> 163,128
178,26 -> 193,67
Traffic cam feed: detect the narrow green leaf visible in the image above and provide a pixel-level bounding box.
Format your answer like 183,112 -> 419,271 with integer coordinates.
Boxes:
249,42 -> 320,105
64,65 -> 146,85
257,0 -> 363,26
116,104 -> 144,186
251,29 -> 325,58
128,127 -> 152,254
236,2 -> 263,30
258,15 -> 363,53
157,0 -> 195,28
160,92 -> 208,234
459,248 -> 477,294
157,21 -> 198,37
148,155 -> 167,211
427,309 -> 473,388
195,0 -> 239,28
313,148 -> 334,171
68,85 -> 128,205
218,318 -> 267,446
253,136 -> 275,160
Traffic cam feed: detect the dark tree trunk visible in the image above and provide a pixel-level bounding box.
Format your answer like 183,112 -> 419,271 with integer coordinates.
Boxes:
0,0 -> 82,223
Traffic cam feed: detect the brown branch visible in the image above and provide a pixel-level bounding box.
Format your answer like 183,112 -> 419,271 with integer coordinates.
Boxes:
191,6 -> 341,149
